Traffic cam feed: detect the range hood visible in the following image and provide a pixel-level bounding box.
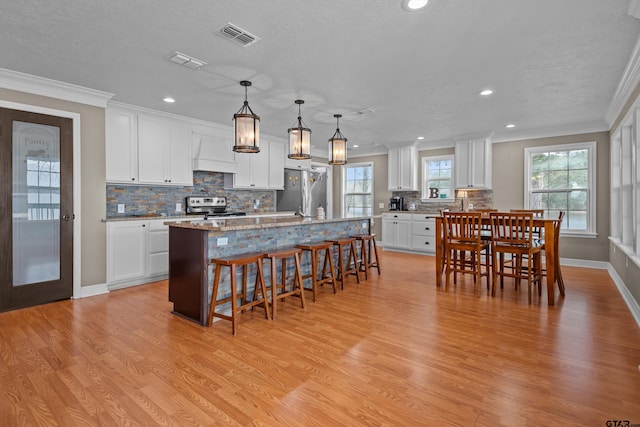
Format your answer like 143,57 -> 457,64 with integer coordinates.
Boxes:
192,128 -> 237,173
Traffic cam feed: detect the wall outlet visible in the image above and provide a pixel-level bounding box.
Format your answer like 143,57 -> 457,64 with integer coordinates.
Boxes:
468,203 -> 474,210
379,202 -> 385,209
217,237 -> 228,246
175,203 -> 181,212
117,204 -> 125,213
254,199 -> 260,209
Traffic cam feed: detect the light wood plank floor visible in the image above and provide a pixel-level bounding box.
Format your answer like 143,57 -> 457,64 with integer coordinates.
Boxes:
1,251 -> 640,426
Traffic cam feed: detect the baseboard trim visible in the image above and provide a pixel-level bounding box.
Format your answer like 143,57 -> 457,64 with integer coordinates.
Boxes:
607,263 -> 640,329
74,283 -> 109,299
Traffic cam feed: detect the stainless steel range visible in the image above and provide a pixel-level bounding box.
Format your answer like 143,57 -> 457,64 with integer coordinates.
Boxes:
185,196 -> 246,218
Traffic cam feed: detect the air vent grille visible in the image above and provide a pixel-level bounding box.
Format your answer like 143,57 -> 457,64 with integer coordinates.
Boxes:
218,23 -> 260,47
167,51 -> 206,69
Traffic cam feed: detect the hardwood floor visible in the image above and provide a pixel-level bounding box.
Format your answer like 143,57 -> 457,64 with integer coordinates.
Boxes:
1,251 -> 640,426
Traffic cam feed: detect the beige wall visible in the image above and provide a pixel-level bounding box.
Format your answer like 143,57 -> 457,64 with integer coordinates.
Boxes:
493,131 -> 610,261
0,88 -> 107,287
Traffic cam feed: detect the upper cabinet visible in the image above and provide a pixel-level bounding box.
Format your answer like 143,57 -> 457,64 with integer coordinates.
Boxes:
106,108 -> 139,183
138,114 -> 192,186
224,139 -> 285,190
106,106 -> 193,186
388,145 -> 418,191
455,138 -> 492,189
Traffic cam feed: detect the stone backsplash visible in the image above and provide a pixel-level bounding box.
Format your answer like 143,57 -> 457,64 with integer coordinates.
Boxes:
391,188 -> 493,212
106,171 -> 275,217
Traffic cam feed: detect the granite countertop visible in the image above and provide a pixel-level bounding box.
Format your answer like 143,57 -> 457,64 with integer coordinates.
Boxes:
102,211 -> 297,222
166,215 -> 370,232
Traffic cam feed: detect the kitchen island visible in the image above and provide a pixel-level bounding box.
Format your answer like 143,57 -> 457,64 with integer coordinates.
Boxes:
167,215 -> 371,325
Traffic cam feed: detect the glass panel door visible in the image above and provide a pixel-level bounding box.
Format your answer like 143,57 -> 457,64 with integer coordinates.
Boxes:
12,121 -> 61,286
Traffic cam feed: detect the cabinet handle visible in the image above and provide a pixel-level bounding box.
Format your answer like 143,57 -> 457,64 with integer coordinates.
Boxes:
393,215 -> 398,218
425,227 -> 430,231
425,242 -> 430,245
142,224 -> 146,227
131,178 -> 135,181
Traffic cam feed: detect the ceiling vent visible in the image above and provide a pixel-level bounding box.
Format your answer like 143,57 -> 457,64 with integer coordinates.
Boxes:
167,51 -> 206,69
218,23 -> 260,47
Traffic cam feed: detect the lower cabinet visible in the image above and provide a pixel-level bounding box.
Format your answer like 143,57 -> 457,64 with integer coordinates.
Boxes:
382,212 -> 436,253
381,213 -> 412,249
107,219 -> 173,289
410,214 -> 436,253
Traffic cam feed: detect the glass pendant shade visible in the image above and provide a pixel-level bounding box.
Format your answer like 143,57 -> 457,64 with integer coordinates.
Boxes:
328,114 -> 347,165
288,100 -> 311,160
233,81 -> 260,153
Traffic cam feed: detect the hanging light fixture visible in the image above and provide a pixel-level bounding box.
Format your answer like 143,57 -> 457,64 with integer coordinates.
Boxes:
233,80 -> 260,153
287,100 -> 311,160
328,114 -> 347,165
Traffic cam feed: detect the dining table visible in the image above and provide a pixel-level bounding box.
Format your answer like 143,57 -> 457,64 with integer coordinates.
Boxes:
434,214 -> 564,306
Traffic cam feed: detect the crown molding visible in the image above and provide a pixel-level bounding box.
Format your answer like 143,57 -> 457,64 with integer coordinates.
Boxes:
0,68 -> 114,107
605,33 -> 640,127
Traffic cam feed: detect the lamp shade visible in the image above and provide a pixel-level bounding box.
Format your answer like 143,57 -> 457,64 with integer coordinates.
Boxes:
328,114 -> 347,165
288,100 -> 311,160
233,81 -> 260,153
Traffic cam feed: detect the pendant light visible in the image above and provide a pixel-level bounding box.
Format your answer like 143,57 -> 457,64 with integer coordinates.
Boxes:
287,100 -> 311,160
328,114 -> 347,165
233,80 -> 260,153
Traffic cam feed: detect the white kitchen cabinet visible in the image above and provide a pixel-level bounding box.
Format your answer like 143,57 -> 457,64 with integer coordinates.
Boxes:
381,212 -> 412,249
106,108 -> 139,183
138,115 -> 193,186
107,221 -> 148,285
410,214 -> 436,253
225,140 -> 284,189
147,220 -> 170,276
388,146 -> 418,191
455,138 -> 492,189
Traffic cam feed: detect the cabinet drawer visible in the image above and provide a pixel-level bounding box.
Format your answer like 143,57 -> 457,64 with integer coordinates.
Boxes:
411,220 -> 435,236
382,212 -> 412,221
411,235 -> 435,252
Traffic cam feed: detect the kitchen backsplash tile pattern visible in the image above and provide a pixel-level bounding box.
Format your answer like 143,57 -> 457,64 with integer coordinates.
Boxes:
392,189 -> 493,212
106,171 -> 274,217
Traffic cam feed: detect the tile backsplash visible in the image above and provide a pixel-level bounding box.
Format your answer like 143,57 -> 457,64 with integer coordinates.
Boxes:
106,171 -> 275,217
392,189 -> 494,212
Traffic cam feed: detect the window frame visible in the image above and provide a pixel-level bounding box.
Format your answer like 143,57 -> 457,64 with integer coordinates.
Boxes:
421,154 -> 455,202
524,141 -> 597,237
341,161 -> 374,218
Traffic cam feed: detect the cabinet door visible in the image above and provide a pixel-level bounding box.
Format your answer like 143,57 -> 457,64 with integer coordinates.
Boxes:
107,221 -> 147,283
233,151 -> 255,187
138,115 -> 168,184
106,109 -> 138,183
269,140 -> 285,189
167,121 -> 193,186
388,147 -> 417,190
396,220 -> 412,248
388,149 -> 401,190
382,219 -> 395,247
455,139 -> 491,189
398,147 -> 414,189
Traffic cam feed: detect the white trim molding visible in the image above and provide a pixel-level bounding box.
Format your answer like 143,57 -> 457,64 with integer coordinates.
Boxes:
0,68 -> 114,107
76,283 -> 110,299
607,263 -> 640,328
605,34 -> 640,128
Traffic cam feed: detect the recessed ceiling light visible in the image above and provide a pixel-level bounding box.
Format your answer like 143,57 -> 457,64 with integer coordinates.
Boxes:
506,123 -> 516,128
163,97 -> 175,103
417,136 -> 425,140
352,144 -> 360,148
402,0 -> 429,11
479,89 -> 494,96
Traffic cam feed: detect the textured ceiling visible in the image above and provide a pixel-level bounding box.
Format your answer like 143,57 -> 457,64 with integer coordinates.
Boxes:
0,0 -> 639,156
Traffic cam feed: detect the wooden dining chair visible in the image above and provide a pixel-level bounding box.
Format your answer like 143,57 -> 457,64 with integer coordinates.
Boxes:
489,212 -> 543,304
442,212 -> 491,295
510,209 -> 545,240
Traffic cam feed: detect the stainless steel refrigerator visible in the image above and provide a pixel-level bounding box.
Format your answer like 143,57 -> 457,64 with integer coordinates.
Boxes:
277,168 -> 327,217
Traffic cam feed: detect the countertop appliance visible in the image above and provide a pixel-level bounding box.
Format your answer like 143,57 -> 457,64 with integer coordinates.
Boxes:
185,196 -> 246,217
389,196 -> 405,211
277,169 -> 327,217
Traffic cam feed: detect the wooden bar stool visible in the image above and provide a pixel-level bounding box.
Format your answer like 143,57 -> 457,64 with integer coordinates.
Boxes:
351,234 -> 381,280
208,252 -> 270,335
326,238 -> 360,289
263,247 -> 306,319
295,242 -> 337,302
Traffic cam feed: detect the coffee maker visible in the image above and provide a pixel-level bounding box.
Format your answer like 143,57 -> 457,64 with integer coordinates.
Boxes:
389,196 -> 404,211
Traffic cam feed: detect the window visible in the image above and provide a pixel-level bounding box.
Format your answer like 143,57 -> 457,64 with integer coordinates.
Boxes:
27,158 -> 61,220
421,155 -> 454,201
524,142 -> 596,236
342,162 -> 373,217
